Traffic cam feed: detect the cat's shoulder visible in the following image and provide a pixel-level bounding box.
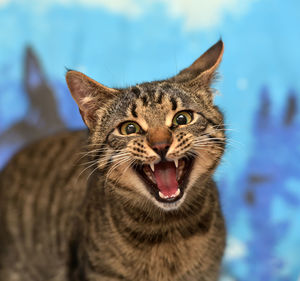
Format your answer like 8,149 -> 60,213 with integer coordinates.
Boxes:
0,130 -> 89,177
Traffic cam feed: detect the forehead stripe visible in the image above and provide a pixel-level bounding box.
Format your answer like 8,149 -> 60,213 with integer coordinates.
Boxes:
141,96 -> 148,106
170,97 -> 177,111
131,103 -> 138,118
131,86 -> 141,98
156,91 -> 164,104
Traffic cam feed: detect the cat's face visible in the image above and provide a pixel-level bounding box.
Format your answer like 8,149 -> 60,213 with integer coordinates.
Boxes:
66,40 -> 225,210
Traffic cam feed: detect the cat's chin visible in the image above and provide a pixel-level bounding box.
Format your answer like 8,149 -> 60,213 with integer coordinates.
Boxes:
133,157 -> 194,208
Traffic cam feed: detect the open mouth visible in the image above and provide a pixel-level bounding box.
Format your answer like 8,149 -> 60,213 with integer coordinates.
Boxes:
134,158 -> 194,203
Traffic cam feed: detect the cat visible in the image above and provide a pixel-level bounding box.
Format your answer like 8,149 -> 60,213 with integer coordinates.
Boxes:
0,40 -> 226,281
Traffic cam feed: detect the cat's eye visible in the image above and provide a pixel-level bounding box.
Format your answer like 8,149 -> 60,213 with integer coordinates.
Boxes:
119,121 -> 141,135
172,111 -> 193,126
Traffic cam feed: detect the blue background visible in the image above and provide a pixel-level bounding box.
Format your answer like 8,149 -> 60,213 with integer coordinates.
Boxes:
0,0 -> 300,280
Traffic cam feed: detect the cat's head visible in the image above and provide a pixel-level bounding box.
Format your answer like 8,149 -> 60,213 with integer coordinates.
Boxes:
66,40 -> 225,211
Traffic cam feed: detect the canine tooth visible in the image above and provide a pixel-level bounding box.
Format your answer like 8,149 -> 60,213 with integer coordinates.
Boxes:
159,191 -> 167,199
150,163 -> 155,172
174,159 -> 178,168
174,189 -> 180,197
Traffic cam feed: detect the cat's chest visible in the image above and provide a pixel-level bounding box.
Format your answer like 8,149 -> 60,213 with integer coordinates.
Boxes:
96,230 -> 212,281
142,236 -> 211,278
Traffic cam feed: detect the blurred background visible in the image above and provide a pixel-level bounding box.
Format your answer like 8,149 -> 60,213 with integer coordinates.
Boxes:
0,0 -> 300,280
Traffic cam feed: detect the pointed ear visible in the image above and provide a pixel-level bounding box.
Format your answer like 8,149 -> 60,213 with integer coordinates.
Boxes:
171,40 -> 224,88
66,70 -> 119,129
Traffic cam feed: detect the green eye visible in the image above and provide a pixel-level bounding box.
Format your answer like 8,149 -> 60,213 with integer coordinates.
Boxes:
172,111 -> 193,126
120,122 -> 141,135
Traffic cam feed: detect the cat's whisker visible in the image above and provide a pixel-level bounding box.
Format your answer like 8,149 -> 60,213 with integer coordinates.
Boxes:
192,146 -> 226,154
107,154 -> 133,169
77,147 -> 118,159
193,141 -> 226,148
80,157 -> 109,169
194,138 -> 226,144
86,165 -> 101,182
211,123 -> 235,128
191,145 -> 232,170
81,142 -> 105,148
193,138 -> 238,150
193,142 -> 226,147
105,155 -> 133,185
79,159 -> 103,167
89,153 -> 112,167
112,155 -> 133,169
191,150 -> 209,169
196,133 -> 243,149
123,158 -> 136,174
211,124 -> 237,131
77,150 -> 104,157
226,138 -> 244,148
76,149 -> 110,162
107,158 -> 131,172
193,140 -> 226,146
78,151 -> 127,179
112,152 -> 132,159
111,159 -> 136,187
77,160 -> 99,180
185,149 -> 198,157
115,154 -> 134,168
85,149 -> 131,182
195,136 -> 227,141
99,157 -> 126,172
213,128 -> 236,132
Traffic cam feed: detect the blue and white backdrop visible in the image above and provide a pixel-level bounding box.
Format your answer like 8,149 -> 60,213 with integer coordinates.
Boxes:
0,0 -> 300,280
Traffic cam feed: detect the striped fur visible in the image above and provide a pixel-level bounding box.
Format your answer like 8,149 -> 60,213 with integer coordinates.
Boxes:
0,40 -> 226,281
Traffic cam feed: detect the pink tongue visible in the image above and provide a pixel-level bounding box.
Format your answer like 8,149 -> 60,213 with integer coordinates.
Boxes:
154,161 -> 178,197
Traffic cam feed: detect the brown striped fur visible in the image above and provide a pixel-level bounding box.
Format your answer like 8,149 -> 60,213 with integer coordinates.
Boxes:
0,40 -> 226,281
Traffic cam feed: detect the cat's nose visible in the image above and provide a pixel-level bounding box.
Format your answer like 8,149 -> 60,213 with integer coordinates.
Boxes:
147,127 -> 172,160
152,144 -> 170,160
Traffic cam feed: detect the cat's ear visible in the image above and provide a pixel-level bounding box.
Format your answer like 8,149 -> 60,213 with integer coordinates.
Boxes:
66,70 -> 119,129
172,40 -> 224,88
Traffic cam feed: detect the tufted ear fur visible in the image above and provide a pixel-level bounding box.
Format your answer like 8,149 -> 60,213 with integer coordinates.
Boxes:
171,40 -> 224,90
66,70 -> 119,129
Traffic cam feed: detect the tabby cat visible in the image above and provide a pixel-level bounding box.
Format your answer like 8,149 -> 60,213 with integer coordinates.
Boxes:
0,40 -> 226,281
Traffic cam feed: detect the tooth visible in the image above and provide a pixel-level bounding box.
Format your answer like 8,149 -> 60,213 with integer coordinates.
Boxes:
159,191 -> 167,199
158,189 -> 180,199
150,163 -> 155,172
174,159 -> 178,168
174,189 -> 180,197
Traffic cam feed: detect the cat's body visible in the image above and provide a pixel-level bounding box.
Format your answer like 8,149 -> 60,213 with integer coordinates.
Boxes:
0,41 -> 226,281
0,131 -> 87,281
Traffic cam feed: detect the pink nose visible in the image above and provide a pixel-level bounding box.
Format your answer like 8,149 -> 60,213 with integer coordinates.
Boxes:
152,142 -> 169,151
152,143 -> 170,159
152,143 -> 170,154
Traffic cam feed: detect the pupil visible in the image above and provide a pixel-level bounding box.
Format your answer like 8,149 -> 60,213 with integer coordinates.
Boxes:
176,114 -> 187,125
126,124 -> 136,134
